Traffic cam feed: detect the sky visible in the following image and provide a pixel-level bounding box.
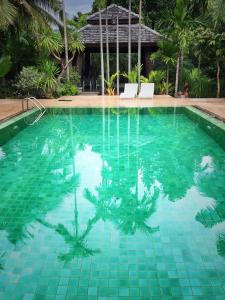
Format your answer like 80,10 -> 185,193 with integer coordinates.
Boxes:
65,0 -> 93,17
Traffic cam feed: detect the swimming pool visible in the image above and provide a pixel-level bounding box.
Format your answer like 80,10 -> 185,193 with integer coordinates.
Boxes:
0,107 -> 225,299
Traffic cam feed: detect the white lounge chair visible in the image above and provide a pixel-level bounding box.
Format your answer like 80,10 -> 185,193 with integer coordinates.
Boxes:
138,83 -> 154,99
120,83 -> 138,99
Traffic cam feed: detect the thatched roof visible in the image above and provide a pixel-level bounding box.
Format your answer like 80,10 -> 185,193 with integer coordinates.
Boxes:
79,4 -> 160,49
88,4 -> 139,24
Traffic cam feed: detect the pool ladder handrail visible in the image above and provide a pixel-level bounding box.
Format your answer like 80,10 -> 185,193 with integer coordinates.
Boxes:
22,97 -> 46,125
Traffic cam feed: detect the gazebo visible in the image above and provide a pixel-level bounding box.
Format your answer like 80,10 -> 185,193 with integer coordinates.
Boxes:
76,4 -> 160,91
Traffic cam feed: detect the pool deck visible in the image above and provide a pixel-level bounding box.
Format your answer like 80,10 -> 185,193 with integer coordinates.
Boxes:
1,95 -> 225,123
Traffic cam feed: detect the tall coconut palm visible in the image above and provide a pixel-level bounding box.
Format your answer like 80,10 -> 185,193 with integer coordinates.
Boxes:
138,0 -> 142,90
128,0 -> 131,74
0,0 -> 63,32
106,5 -> 110,82
116,5 -> 120,95
96,0 -> 106,95
61,0 -> 69,81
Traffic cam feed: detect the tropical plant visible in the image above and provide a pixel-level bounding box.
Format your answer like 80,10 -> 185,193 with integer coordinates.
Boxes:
104,72 -> 118,95
141,70 -> 166,94
123,65 -> 141,83
141,70 -> 166,84
193,25 -> 225,98
38,29 -> 85,81
0,55 -> 12,78
38,60 -> 60,96
160,0 -> 198,96
184,68 -> 211,97
158,82 -> 174,95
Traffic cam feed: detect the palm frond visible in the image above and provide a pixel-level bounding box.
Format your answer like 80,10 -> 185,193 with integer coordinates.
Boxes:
0,0 -> 17,29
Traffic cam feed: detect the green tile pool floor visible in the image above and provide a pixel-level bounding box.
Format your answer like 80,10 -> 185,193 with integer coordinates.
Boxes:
0,108 -> 225,300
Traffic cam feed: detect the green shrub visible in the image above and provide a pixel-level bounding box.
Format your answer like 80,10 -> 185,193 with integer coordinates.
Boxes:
70,68 -> 81,85
56,82 -> 79,97
14,62 -> 60,98
14,67 -> 41,97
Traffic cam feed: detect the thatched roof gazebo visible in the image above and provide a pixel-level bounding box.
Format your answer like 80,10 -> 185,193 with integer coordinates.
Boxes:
76,4 -> 160,90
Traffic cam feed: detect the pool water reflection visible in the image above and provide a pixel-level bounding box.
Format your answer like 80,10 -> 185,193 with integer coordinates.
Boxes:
0,108 -> 225,299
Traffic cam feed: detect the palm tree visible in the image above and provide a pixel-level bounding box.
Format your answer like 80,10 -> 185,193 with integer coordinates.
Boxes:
138,0 -> 142,90
38,215 -> 100,262
0,0 -> 63,32
96,0 -> 106,95
128,0 -> 131,74
151,40 -> 177,94
116,5 -> 119,95
61,0 -> 69,81
106,5 -> 110,82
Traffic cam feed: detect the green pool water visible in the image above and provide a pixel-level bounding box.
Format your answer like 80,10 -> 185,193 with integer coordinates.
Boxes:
0,108 -> 225,300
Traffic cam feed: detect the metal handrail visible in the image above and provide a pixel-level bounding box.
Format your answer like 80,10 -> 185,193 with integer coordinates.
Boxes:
22,97 -> 46,125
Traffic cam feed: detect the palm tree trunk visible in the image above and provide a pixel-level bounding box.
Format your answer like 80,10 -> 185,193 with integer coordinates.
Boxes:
198,55 -> 201,71
62,0 -> 69,81
99,10 -> 105,95
138,0 -> 142,90
128,0 -> 131,74
180,50 -> 184,89
216,58 -> 220,98
166,66 -> 169,95
175,54 -> 180,97
106,6 -> 110,82
116,9 -> 119,95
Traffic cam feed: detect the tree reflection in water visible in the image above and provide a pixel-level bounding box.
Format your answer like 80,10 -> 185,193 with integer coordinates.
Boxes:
0,252 -> 5,272
38,108 -> 160,262
195,155 -> 225,256
1,108 -> 225,262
